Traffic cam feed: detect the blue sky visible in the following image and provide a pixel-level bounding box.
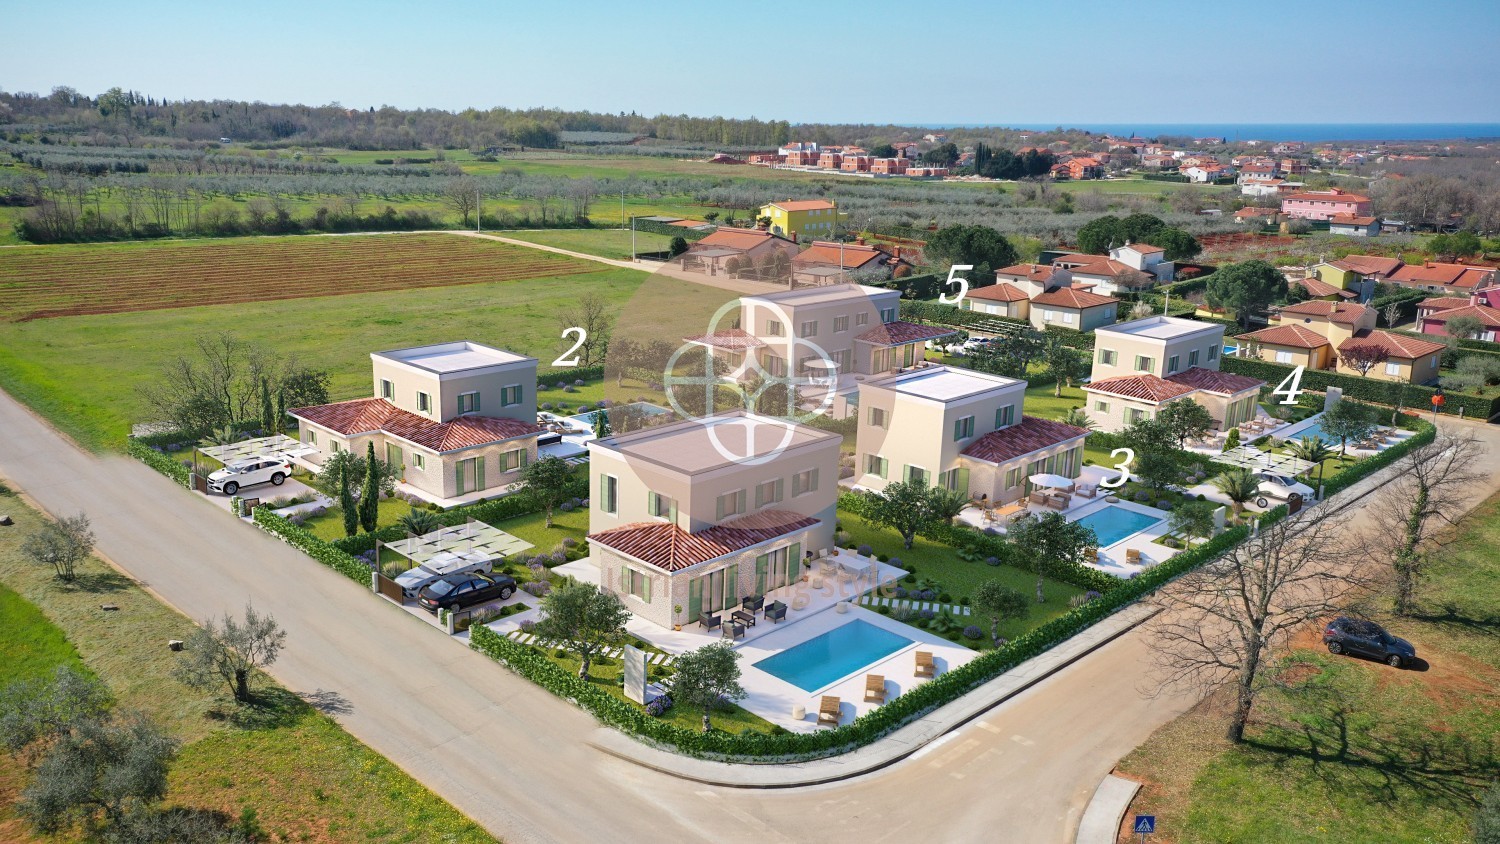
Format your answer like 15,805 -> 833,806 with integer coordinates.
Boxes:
4,0 -> 1498,124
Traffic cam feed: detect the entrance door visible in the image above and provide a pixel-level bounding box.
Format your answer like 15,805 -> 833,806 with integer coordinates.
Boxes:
386,443 -> 404,481
456,456 -> 485,496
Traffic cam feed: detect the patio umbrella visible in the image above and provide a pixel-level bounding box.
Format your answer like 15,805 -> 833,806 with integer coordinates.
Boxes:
1028,473 -> 1075,489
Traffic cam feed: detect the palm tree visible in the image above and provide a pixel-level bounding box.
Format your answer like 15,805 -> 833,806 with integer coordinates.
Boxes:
1285,435 -> 1336,493
926,486 -> 971,524
1061,408 -> 1096,431
197,424 -> 241,449
396,508 -> 442,537
1211,468 -> 1260,518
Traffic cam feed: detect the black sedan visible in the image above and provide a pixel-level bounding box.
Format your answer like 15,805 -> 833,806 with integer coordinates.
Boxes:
1323,616 -> 1417,668
416,572 -> 517,612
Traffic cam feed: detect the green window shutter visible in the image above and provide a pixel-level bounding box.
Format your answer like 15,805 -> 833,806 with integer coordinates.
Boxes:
715,495 -> 725,520
736,490 -> 746,514
809,469 -> 818,492
648,491 -> 659,516
473,392 -> 481,412
954,419 -> 962,441
688,577 -> 702,619
724,564 -> 738,607
669,499 -> 678,525
755,554 -> 768,595
957,467 -> 970,495
643,572 -> 651,602
788,543 -> 802,584
775,478 -> 784,502
475,455 -> 486,490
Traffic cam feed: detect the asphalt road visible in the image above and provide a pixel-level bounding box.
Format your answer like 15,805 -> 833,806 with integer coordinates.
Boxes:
2,387 -> 1496,844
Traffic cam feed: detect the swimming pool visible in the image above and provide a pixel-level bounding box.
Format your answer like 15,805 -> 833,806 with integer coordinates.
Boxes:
753,620 -> 913,693
1073,505 -> 1164,547
566,402 -> 669,427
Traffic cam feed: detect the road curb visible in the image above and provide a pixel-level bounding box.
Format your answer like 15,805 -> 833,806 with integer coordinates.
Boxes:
1076,774 -> 1142,844
588,602 -> 1162,788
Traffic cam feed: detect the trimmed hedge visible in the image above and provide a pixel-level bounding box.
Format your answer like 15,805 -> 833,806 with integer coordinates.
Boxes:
126,439 -> 192,488
631,217 -> 712,241
900,298 -> 1031,332
1220,356 -> 1499,420
252,507 -> 371,583
539,364 -> 605,384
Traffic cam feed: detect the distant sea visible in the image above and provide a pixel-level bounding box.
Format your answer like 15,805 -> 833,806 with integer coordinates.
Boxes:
946,123 -> 1500,143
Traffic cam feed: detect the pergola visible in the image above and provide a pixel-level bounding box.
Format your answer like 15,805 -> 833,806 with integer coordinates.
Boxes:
197,434 -> 318,465
1217,445 -> 1316,476
382,520 -> 534,569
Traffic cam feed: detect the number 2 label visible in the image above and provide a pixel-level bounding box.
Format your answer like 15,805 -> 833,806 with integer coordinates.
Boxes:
553,327 -> 586,367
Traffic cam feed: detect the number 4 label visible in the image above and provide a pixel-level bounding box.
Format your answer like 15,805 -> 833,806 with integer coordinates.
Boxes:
1272,365 -> 1305,405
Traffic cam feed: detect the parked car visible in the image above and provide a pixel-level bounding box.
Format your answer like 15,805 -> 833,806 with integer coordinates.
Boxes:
1323,616 -> 1416,668
207,457 -> 292,496
416,572 -> 517,612
1253,470 -> 1315,509
393,551 -> 494,599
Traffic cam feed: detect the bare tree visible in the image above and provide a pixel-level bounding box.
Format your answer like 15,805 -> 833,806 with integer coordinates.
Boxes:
442,175 -> 479,227
1382,300 -> 1403,329
556,292 -> 615,367
1147,498 -> 1366,742
1367,432 -> 1485,615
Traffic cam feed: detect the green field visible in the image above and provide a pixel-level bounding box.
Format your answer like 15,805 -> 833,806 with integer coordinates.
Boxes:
0,489 -> 495,843
503,228 -> 675,259
1117,492 -> 1500,843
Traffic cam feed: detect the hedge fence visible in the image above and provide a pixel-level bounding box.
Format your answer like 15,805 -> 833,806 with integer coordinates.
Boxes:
126,439 -> 192,488
630,217 -> 712,241
253,507 -> 372,583
1220,356 -> 1500,420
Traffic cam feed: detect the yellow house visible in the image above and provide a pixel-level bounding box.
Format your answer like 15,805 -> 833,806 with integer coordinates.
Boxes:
759,199 -> 845,241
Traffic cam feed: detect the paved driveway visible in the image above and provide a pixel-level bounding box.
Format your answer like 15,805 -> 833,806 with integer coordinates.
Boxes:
2,387 -> 1497,844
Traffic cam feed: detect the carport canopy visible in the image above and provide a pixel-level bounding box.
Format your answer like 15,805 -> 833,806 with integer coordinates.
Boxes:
1217,445 -> 1316,476
383,519 -> 534,568
198,434 -> 318,464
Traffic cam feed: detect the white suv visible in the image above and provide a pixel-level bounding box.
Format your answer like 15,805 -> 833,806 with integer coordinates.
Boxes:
1254,471 -> 1315,509
208,457 -> 292,496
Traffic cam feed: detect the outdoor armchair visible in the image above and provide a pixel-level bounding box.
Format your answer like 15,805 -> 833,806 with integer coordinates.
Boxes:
699,611 -> 720,631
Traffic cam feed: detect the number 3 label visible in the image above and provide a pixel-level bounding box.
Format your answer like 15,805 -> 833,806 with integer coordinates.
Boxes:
553,327 -> 586,367
938,265 -> 972,305
1099,447 -> 1134,489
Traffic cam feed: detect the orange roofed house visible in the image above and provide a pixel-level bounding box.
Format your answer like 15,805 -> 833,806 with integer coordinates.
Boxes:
681,227 -> 799,276
790,240 -> 911,285
962,263 -> 1119,332
1237,300 -> 1446,384
1281,188 -> 1372,221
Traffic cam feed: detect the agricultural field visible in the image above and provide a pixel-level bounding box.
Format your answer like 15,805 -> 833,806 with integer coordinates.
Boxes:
0,233 -> 600,321
502,227 -> 674,259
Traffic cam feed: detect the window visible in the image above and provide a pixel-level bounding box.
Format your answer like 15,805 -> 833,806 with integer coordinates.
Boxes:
953,415 -> 975,441
648,491 -> 676,520
1135,355 -> 1154,372
868,406 -> 887,428
380,379 -> 394,400
623,567 -> 651,601
716,489 -> 746,520
938,467 -> 967,491
386,442 -> 403,467
1099,349 -> 1117,366
1275,350 -> 1294,364
904,465 -> 929,486
763,355 -> 787,377
831,349 -> 850,370
880,307 -> 897,323
1127,408 -> 1146,424
1094,400 -> 1110,412
412,453 -> 425,470
995,404 -> 1015,428
691,564 -> 738,615
417,391 -> 431,413
1189,349 -> 1200,367
599,474 -> 618,515
1385,362 -> 1401,376
766,320 -> 784,336
499,448 -> 526,472
755,478 -> 784,508
856,312 -> 870,326
1430,357 -> 1439,370
1167,354 -> 1180,373
305,429 -> 318,445
456,455 -> 485,495
1005,467 -> 1019,488
331,441 -> 343,454
1208,345 -> 1219,361
872,347 -> 894,372
458,391 -> 480,414
755,545 -> 798,595
500,385 -> 522,407
800,320 -> 818,337
1063,312 -> 1076,325
865,454 -> 888,479
833,315 -> 849,332
792,468 -> 819,496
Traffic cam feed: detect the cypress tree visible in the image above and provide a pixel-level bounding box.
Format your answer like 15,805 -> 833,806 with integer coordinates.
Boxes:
260,378 -> 275,434
359,442 -> 380,532
339,459 -> 358,538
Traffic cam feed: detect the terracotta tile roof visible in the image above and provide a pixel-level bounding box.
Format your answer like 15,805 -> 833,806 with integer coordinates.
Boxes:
1236,324 -> 1331,350
765,199 -> 837,212
693,228 -> 789,251
792,241 -> 892,270
1119,243 -> 1164,254
1059,257 -> 1145,281
960,416 -> 1089,465
588,509 -> 820,572
1337,329 -> 1446,359
1284,189 -> 1371,203
855,320 -> 957,346
994,263 -> 1058,283
290,398 -> 540,453
1329,214 -> 1378,226
1297,277 -> 1355,299
1418,296 -> 1475,312
1235,207 -> 1279,218
1330,255 -> 1402,277
968,282 -> 1031,302
1031,286 -> 1116,309
1165,367 -> 1265,395
1082,374 -> 1199,403
1389,262 -> 1478,286
1277,300 -> 1371,324
1420,303 -> 1500,329
684,329 -> 766,350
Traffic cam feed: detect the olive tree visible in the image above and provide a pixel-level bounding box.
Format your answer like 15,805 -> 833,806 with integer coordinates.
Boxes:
175,604 -> 286,703
21,512 -> 94,582
669,642 -> 746,733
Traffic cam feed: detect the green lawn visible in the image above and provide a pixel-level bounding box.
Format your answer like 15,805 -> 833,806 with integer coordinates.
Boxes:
0,488 -> 494,843
1021,380 -> 1091,422
504,228 -> 675,260
837,508 -> 1083,647
1116,491 -> 1500,843
302,497 -> 417,542
0,266 -> 649,451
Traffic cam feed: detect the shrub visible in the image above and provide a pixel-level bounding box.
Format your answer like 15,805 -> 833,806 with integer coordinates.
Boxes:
893,586 -> 908,599
877,605 -> 890,615
645,695 -> 674,717
962,625 -> 983,640
562,537 -> 579,548
1155,499 -> 1173,510
564,385 -> 577,393
938,592 -> 953,603
1133,490 -> 1152,502
519,620 -> 536,634
522,581 -> 552,597
985,556 -> 1001,566
857,544 -> 873,556
919,608 -> 937,620
541,402 -> 553,411
560,501 -> 575,512
892,606 -> 914,622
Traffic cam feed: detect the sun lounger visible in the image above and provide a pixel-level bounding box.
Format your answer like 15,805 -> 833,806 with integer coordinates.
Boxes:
865,675 -> 887,704
1029,491 -> 1048,506
914,651 -> 936,678
1047,494 -> 1069,510
1125,548 -> 1142,565
818,696 -> 842,727
1084,547 -> 1099,563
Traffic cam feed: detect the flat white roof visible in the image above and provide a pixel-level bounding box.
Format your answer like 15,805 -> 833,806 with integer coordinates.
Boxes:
590,410 -> 837,474
867,365 -> 1022,402
1097,315 -> 1222,341
745,283 -> 894,307
373,341 -> 533,374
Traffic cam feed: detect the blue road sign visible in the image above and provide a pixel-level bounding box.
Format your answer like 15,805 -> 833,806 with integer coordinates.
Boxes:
1134,815 -> 1157,834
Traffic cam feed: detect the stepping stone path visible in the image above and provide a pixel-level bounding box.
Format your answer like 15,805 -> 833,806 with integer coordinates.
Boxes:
506,630 -> 675,665
857,595 -> 972,616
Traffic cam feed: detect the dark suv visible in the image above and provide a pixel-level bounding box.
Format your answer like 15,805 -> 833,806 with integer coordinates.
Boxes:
1323,617 -> 1416,668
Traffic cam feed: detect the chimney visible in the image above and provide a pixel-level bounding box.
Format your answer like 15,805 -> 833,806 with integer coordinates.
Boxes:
855,236 -> 866,246
894,246 -> 902,259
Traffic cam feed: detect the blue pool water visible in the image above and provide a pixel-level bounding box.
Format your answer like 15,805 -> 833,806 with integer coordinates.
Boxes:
753,620 -> 913,693
1287,421 -> 1332,443
567,402 -> 669,427
1073,505 -> 1164,547
1223,344 -> 1238,356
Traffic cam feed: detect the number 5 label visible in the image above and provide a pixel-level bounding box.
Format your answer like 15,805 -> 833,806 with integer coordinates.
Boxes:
553,327 -> 586,367
938,265 -> 972,305
1099,447 -> 1134,489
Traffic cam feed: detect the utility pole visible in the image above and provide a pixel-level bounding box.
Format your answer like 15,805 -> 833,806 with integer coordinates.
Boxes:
476,184 -> 482,233
630,215 -> 636,262
620,191 -> 626,230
